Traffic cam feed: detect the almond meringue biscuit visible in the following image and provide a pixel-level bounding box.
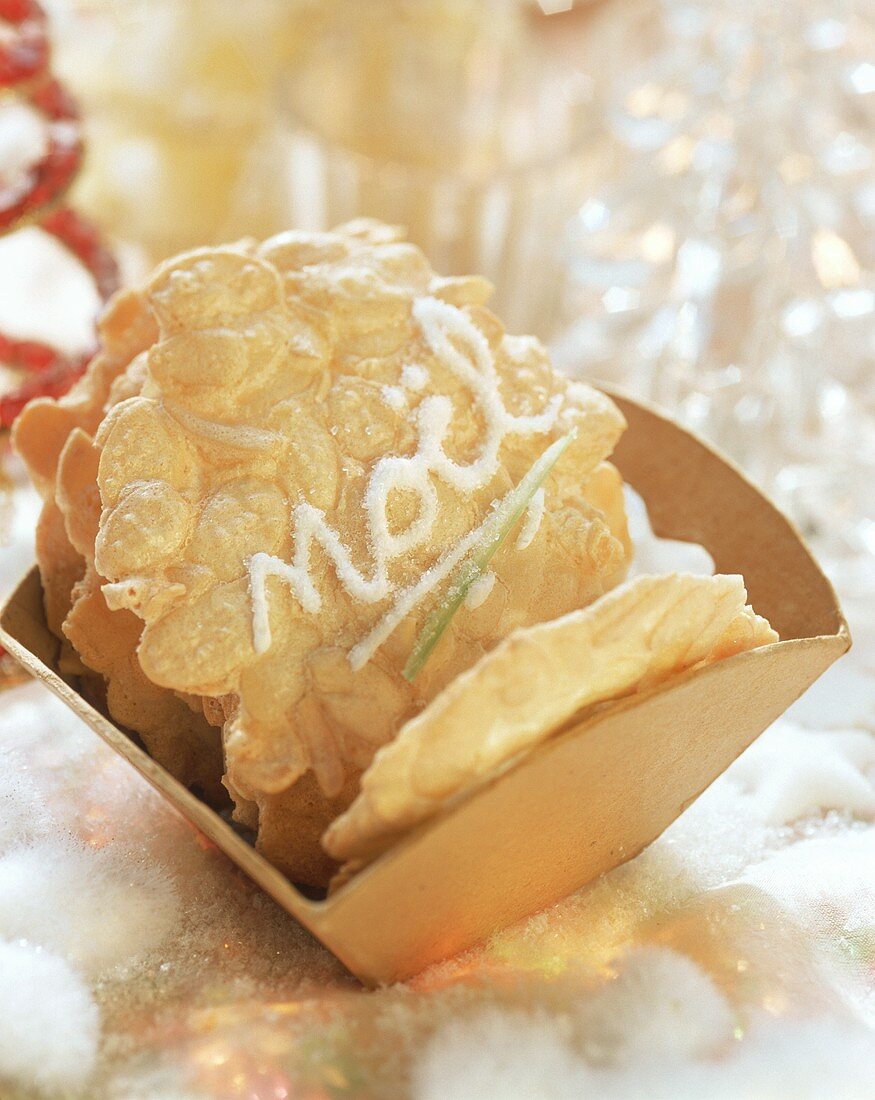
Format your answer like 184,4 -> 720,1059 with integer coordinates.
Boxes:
88,220 -> 630,883
13,288 -> 159,498
55,390 -> 225,805
64,565 -> 226,803
13,289 -> 157,644
323,573 -> 779,868
35,499 -> 86,643
13,294 -> 225,802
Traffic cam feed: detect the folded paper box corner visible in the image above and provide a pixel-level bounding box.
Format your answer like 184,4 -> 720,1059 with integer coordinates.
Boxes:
0,393 -> 849,985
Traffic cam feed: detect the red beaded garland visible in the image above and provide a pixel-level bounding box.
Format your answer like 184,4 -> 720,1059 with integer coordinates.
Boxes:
1,0 -> 119,430
0,0 -> 49,86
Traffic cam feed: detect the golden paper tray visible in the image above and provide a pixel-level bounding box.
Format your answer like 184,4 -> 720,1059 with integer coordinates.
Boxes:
0,394 -> 849,986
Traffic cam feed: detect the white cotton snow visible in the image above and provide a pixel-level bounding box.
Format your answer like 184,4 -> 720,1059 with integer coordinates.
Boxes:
413,947 -> 875,1100
413,1007 -> 875,1100
727,722 -> 875,826
0,838 -> 179,978
573,948 -> 734,1065
414,1006 -> 593,1100
741,830 -> 875,939
0,940 -> 99,1096
0,673 -> 343,1096
464,570 -> 496,610
624,485 -> 715,578
413,949 -> 733,1100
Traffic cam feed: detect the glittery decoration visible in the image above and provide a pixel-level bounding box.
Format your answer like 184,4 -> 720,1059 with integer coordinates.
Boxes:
555,0 -> 875,592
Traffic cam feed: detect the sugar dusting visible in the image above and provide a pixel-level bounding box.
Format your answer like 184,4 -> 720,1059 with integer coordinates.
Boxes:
515,487 -> 545,551
348,496 -> 503,670
250,295 -> 563,660
464,570 -> 496,610
401,363 -> 429,392
381,384 -> 407,411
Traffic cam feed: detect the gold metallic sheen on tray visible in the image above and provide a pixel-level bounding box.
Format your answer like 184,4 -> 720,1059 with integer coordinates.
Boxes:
2,393 -> 848,985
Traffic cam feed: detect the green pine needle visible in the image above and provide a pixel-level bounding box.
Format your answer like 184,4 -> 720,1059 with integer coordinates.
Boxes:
403,429 -> 577,681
